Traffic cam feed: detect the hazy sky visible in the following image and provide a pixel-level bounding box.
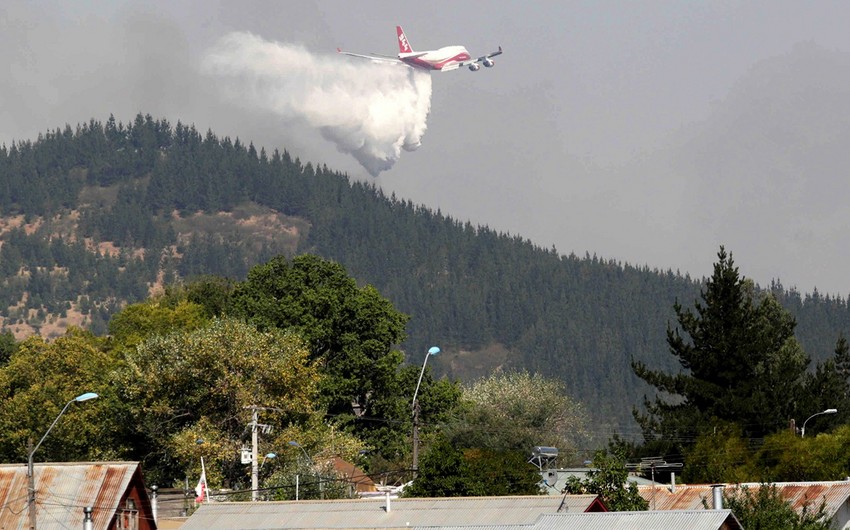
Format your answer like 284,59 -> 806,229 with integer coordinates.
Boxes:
3,0 -> 850,295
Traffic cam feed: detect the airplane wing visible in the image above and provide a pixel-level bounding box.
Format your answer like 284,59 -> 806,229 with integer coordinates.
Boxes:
337,49 -> 402,65
456,46 -> 503,69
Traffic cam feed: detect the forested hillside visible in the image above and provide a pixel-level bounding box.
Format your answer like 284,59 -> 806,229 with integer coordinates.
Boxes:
2,114 -> 849,434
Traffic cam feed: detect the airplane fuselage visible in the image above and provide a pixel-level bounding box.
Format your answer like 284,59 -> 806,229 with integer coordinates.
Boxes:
399,45 -> 471,71
337,26 -> 500,73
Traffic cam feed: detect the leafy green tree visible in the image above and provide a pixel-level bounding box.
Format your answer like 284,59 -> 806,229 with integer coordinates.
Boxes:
748,427 -> 850,482
723,484 -> 831,530
118,317 -> 320,486
359,361 -> 461,469
0,329 -> 128,463
406,371 -> 583,498
445,371 -> 588,459
403,435 -> 473,497
228,255 -> 411,447
183,275 -> 236,318
633,247 -> 812,449
463,447 -> 543,496
683,422 -> 752,483
565,450 -> 648,511
404,434 -> 540,497
107,297 -> 209,351
258,417 -> 367,501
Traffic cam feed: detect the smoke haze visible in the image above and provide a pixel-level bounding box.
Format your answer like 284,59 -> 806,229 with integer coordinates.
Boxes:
5,1 -> 850,295
201,32 -> 432,176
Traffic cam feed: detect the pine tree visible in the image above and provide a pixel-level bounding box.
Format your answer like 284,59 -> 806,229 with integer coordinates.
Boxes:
632,247 -> 811,448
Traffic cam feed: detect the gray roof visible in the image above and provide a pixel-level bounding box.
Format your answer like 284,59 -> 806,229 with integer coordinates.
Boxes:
532,511 -> 742,530
181,495 -> 604,530
423,510 -> 742,530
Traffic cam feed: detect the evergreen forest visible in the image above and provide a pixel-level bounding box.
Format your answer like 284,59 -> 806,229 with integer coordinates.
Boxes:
2,114 -> 849,435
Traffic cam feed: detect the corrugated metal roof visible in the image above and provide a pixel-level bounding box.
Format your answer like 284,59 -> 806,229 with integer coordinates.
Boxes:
0,461 -> 143,530
428,510 -> 742,530
533,510 -> 742,530
638,481 -> 850,516
181,495 -> 604,530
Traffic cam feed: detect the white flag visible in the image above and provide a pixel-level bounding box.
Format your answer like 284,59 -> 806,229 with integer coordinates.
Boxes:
195,457 -> 207,503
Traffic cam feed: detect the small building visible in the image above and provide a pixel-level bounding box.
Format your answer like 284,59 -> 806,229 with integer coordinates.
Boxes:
181,494 -> 607,530
0,461 -> 156,530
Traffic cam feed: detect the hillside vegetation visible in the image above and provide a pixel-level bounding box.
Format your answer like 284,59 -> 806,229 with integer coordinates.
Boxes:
1,114 -> 849,433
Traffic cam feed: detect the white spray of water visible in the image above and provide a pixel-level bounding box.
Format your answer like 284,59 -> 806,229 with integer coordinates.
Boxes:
201,32 -> 432,176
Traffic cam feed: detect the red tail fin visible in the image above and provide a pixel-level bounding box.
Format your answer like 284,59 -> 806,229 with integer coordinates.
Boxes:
396,26 -> 413,54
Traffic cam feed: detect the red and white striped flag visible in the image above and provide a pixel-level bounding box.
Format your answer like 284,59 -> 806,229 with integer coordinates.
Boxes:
195,457 -> 207,503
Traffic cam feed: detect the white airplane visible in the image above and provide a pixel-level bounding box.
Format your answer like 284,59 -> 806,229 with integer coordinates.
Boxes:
338,26 -> 502,72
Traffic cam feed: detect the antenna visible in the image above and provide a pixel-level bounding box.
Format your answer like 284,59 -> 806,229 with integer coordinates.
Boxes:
626,457 -> 682,510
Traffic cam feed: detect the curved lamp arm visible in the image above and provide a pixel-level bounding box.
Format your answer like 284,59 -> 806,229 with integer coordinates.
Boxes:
801,408 -> 837,438
412,347 -> 440,412
29,392 -> 99,466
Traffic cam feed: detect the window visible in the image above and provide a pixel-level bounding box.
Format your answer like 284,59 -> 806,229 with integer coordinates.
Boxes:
116,498 -> 138,530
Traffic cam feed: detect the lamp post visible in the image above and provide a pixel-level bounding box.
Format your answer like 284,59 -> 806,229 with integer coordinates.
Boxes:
801,408 -> 838,437
28,392 -> 99,530
412,346 -> 440,478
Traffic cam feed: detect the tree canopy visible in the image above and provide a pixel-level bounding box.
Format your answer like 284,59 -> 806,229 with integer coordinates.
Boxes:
445,371 -> 588,458
724,484 -> 831,530
118,317 -> 320,485
229,254 -> 410,415
407,371 -> 584,497
403,434 -> 542,498
0,329 -> 126,463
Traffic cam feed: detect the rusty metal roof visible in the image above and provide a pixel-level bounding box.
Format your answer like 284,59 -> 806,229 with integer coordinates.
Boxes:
181,495 -> 605,530
638,481 -> 850,516
0,461 -> 145,530
429,510 -> 742,530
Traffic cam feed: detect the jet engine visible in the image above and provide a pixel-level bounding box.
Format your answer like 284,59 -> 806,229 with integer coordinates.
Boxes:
483,58 -> 495,67
468,63 -> 481,71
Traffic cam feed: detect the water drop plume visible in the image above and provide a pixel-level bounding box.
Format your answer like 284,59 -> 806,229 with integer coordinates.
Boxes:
201,31 -> 432,176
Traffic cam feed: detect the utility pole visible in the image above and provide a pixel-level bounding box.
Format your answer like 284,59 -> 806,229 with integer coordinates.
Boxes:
245,406 -> 278,502
251,407 -> 259,502
412,401 -> 420,477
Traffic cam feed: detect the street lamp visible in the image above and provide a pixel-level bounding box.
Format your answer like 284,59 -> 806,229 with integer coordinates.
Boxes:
288,440 -> 312,463
28,392 -> 99,530
801,408 -> 838,437
260,452 -> 277,470
412,346 -> 440,477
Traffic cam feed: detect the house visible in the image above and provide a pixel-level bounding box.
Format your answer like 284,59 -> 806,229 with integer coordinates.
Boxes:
638,481 -> 850,529
180,494 -> 607,530
328,457 -> 377,495
0,461 -> 156,530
